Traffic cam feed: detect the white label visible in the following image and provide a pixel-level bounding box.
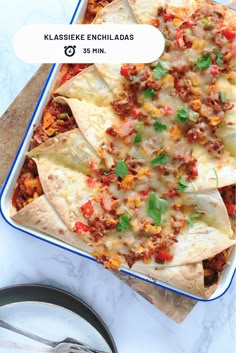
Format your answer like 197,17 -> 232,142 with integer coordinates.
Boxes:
13,24 -> 165,63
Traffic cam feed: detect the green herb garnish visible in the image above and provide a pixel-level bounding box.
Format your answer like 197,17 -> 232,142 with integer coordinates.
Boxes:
147,194 -> 161,225
155,197 -> 168,213
153,121 -> 167,132
201,17 -> 212,29
177,176 -> 188,192
213,49 -> 223,67
116,214 -> 131,232
151,151 -> 169,166
103,171 -> 110,176
176,108 -> 189,123
114,160 -> 129,179
152,62 -> 168,80
194,53 -> 212,70
134,133 -> 142,143
187,213 -> 200,227
144,88 -> 156,100
220,92 -> 226,102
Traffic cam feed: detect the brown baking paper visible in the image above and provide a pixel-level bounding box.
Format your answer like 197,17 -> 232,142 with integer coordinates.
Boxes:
0,64 -> 197,322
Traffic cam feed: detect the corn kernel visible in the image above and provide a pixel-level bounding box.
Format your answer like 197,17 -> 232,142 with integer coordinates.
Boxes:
56,119 -> 65,126
191,87 -> 202,95
208,116 -> 223,126
142,102 -> 161,118
192,39 -> 206,50
190,99 -> 202,111
43,112 -> 54,129
190,73 -> 200,86
161,52 -> 171,61
135,63 -> 144,71
200,106 -> 209,117
173,18 -> 182,26
120,175 -> 135,190
226,72 -> 236,84
161,74 -> 174,89
137,168 -> 151,177
169,125 -> 182,141
46,128 -> 56,137
144,223 -> 161,234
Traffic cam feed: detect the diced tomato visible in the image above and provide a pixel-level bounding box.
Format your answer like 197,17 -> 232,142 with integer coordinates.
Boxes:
100,193 -> 113,212
101,175 -> 111,186
163,106 -> 173,115
168,189 -> 178,197
60,72 -> 72,85
139,189 -> 149,197
81,200 -> 94,218
86,177 -> 96,186
131,106 -> 139,118
155,249 -> 173,262
118,120 -> 136,137
182,20 -> 194,28
163,13 -> 174,21
120,64 -> 131,77
210,65 -> 220,75
176,29 -> 185,48
225,203 -> 236,216
74,221 -> 90,234
221,28 -> 235,41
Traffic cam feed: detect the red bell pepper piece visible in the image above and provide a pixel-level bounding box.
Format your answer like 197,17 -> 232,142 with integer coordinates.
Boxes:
221,28 -> 235,41
74,221 -> 90,234
81,200 -> 94,218
155,249 -> 173,262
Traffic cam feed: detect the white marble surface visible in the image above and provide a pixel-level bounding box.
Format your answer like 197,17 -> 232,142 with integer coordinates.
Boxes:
0,1 -> 235,353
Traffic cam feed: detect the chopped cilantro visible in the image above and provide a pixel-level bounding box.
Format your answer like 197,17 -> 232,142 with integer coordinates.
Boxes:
201,17 -> 212,29
194,53 -> 212,70
103,171 -> 110,176
220,92 -> 226,102
152,62 -> 168,80
148,209 -> 161,225
187,213 -> 200,227
151,151 -> 169,166
216,57 -> 223,67
177,176 -> 188,192
213,49 -> 224,67
114,160 -> 129,179
213,49 -> 223,58
147,194 -> 162,225
144,88 -> 156,100
153,121 -> 167,132
155,197 -> 168,213
176,108 -> 189,123
116,214 -> 131,232
134,133 -> 142,143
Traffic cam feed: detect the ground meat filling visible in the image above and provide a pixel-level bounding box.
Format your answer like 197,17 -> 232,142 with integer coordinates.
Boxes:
83,0 -> 114,23
12,157 -> 43,211
30,99 -> 77,149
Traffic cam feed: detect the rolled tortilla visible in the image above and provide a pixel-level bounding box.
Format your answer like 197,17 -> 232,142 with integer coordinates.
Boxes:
92,0 -> 137,24
55,65 -> 113,107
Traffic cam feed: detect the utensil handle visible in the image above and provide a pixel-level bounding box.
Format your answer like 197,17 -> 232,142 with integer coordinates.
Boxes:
0,320 -> 54,347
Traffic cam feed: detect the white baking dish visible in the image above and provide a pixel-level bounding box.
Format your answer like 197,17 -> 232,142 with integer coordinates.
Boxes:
0,0 -> 235,301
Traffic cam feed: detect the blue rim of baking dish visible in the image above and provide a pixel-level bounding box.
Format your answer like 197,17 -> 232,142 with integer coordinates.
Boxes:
0,0 -> 236,302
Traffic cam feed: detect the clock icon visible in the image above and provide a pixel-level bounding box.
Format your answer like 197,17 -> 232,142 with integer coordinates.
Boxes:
64,45 -> 76,57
